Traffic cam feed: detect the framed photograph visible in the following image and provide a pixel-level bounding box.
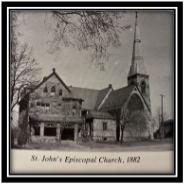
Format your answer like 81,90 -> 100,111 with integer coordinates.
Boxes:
11,11 -> 174,173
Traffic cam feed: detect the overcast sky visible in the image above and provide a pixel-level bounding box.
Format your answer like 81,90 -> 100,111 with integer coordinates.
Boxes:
17,10 -> 174,118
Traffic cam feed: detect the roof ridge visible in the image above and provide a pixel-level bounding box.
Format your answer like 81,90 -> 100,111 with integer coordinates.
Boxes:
100,85 -> 136,110
113,84 -> 135,92
99,86 -> 110,91
70,86 -> 100,91
94,87 -> 112,109
27,70 -> 71,95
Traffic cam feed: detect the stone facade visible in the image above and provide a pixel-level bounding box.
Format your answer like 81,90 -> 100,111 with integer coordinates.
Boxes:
22,71 -> 83,143
29,75 -> 81,116
86,119 -> 116,141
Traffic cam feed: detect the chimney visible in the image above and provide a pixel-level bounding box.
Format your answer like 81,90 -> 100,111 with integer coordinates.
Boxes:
52,68 -> 56,72
109,84 -> 112,88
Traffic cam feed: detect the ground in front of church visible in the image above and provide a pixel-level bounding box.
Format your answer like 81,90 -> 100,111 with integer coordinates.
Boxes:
12,138 -> 174,152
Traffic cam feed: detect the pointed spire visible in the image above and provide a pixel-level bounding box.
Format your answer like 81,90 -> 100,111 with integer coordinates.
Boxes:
133,11 -> 141,56
128,12 -> 147,77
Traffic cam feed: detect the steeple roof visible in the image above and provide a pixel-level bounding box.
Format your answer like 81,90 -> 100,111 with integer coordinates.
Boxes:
128,12 -> 148,77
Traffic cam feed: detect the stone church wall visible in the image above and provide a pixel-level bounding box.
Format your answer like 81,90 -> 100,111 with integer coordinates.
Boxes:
18,74 -> 82,144
29,75 -> 81,116
92,119 -> 116,141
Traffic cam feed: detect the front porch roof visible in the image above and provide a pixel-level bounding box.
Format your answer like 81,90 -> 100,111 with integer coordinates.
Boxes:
29,114 -> 83,123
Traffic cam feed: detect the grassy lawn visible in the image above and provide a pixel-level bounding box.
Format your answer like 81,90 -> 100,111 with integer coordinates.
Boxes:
12,138 -> 174,152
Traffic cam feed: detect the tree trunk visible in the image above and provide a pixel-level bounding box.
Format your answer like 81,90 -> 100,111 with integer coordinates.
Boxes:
59,128 -> 63,145
121,131 -> 123,145
116,123 -> 120,142
121,126 -> 125,145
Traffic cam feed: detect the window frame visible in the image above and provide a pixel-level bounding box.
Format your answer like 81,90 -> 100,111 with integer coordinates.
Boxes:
141,81 -> 146,94
59,89 -> 63,96
51,86 -> 56,93
43,87 -> 48,94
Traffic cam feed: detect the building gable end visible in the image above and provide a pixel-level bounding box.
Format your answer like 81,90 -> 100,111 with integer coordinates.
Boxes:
28,71 -> 71,96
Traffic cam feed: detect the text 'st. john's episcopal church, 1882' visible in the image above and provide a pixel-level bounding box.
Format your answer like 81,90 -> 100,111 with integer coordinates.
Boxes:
18,12 -> 153,144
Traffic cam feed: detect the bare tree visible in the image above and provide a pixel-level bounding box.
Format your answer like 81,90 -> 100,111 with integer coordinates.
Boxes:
101,89 -> 149,144
151,117 -> 159,133
58,107 -> 70,146
107,107 -> 127,144
44,11 -> 131,70
126,110 -> 149,141
11,12 -> 41,112
108,107 -> 147,144
10,11 -> 42,146
153,107 -> 169,140
100,90 -> 128,143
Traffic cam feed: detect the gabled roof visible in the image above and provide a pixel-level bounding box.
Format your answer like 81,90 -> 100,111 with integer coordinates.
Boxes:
134,85 -> 151,112
100,85 -> 135,110
94,87 -> 111,109
70,87 -> 100,110
100,84 -> 151,112
86,110 -> 115,120
70,86 -> 111,110
28,68 -> 71,95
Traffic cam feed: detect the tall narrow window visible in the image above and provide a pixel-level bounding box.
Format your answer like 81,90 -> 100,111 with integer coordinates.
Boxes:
45,103 -> 50,113
51,86 -> 56,96
44,87 -> 48,93
51,86 -> 56,93
141,81 -> 146,94
43,87 -> 48,95
59,89 -> 63,96
36,102 -> 41,113
41,103 -> 45,113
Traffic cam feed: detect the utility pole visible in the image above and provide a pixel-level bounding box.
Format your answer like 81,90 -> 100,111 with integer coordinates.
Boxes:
160,94 -> 165,139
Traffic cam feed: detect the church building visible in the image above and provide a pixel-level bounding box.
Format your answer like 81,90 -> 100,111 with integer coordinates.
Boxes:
18,12 -> 153,143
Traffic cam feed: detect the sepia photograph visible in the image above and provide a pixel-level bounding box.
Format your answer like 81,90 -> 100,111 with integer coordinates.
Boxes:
9,8 -> 175,175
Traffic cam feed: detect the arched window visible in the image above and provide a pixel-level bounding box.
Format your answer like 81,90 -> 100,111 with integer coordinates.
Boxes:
141,81 -> 146,94
50,86 -> 56,96
51,86 -> 56,93
127,94 -> 144,111
59,89 -> 63,96
43,87 -> 48,93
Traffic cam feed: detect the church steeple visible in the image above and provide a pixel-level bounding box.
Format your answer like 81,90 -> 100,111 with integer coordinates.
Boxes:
128,11 -> 147,77
127,12 -> 151,110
